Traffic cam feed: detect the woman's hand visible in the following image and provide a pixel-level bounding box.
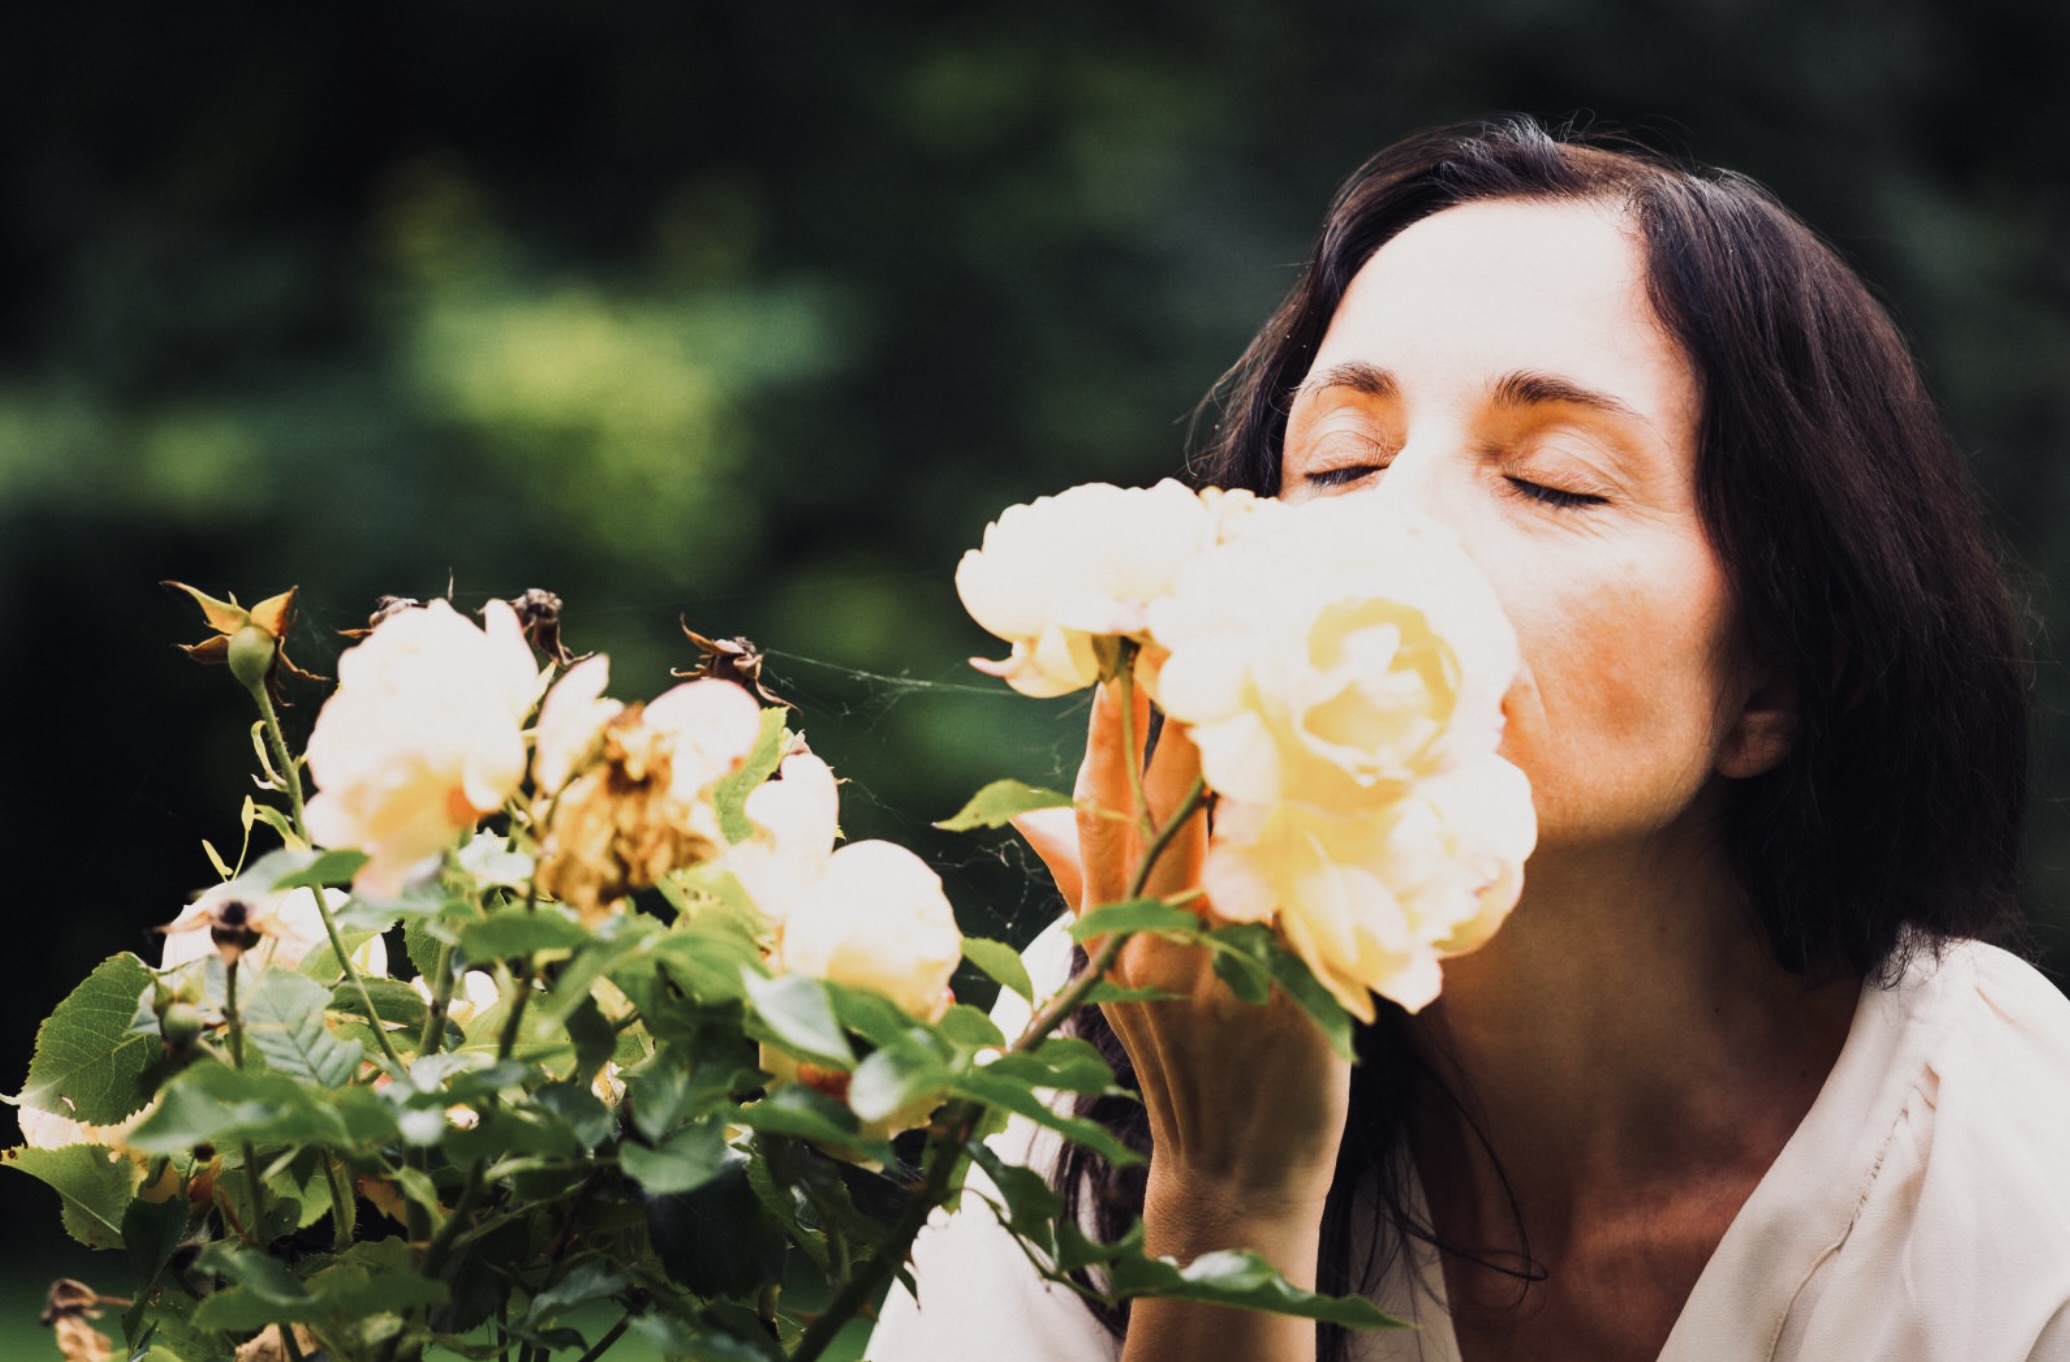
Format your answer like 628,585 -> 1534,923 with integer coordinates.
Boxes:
1017,678 -> 1354,1360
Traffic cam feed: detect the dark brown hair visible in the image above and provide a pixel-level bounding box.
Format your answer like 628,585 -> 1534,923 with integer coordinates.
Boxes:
1057,116 -> 2030,1356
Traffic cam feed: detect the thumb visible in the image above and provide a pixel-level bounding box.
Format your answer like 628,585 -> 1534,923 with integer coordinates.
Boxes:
1011,805 -> 1084,910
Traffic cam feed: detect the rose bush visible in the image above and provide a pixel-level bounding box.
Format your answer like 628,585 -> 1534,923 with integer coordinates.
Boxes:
12,521 -> 1459,1362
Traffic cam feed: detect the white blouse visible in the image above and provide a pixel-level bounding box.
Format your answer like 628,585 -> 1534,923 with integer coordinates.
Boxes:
867,923 -> 2070,1361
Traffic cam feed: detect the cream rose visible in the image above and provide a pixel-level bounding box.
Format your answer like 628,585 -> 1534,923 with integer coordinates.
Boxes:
956,479 -> 1231,698
725,751 -> 842,926
721,750 -> 963,1017
1149,500 -> 1517,808
1150,498 -> 1535,1016
531,655 -> 624,799
306,599 -> 541,895
776,840 -> 963,1021
1203,756 -> 1536,1017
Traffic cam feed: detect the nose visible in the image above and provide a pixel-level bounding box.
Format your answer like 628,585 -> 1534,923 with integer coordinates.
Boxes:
1366,432 -> 1457,528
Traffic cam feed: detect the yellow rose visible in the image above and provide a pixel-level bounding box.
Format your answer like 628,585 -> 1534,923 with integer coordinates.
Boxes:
957,479 -> 1227,697
1150,499 -> 1534,1017
1150,500 -> 1517,808
776,840 -> 963,1022
725,751 -> 841,926
531,655 -> 624,799
1204,756 -> 1535,1018
306,600 -> 541,895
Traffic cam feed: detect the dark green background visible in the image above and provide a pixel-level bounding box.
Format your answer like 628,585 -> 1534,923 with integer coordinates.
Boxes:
6,0 -> 2068,1344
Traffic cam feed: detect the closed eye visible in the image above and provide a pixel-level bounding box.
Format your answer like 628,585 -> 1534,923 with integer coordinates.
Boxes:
1504,475 -> 1606,509
1298,463 -> 1383,490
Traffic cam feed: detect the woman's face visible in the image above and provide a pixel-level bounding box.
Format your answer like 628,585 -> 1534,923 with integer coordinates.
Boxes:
1279,198 -> 1778,856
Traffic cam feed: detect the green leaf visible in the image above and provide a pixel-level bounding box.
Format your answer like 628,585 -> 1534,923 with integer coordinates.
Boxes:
564,994 -> 617,1083
968,1143 -> 1063,1256
328,977 -> 429,1030
445,1106 -> 582,1164
823,983 -> 918,1051
1261,935 -> 1357,1065
948,1071 -> 1140,1167
128,1062 -> 392,1154
848,1045 -> 948,1124
742,971 -> 853,1067
241,969 -> 362,1088
269,849 -> 369,890
935,1003 -> 1006,1051
645,1158 -> 788,1300
711,705 -> 792,843
980,1036 -> 1118,1094
193,1237 -> 450,1330
296,924 -> 392,983
1070,899 -> 1202,941
123,1191 -> 192,1287
628,925 -> 765,1006
459,906 -> 589,961
961,936 -> 1034,1003
1105,1245 -> 1403,1329
936,779 -> 1073,832
531,1081 -> 614,1150
1209,941 -> 1274,1006
744,1144 -> 830,1275
524,1261 -> 627,1325
619,1119 -> 729,1195
1,1143 -> 141,1248
18,953 -> 158,1125
732,1086 -> 888,1162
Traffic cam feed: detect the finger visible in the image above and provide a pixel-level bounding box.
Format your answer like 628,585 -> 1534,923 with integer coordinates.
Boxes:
1075,679 -> 1151,909
1010,805 -> 1084,909
1139,720 -> 1208,903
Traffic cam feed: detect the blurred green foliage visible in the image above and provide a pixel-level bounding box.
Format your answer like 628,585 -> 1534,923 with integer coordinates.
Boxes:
5,0 -> 2068,1330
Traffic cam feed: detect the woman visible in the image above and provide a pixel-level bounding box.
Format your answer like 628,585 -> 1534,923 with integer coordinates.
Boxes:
872,118 -> 2070,1360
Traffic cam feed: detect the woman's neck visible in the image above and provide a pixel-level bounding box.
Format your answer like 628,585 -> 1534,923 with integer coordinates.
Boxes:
1404,810 -> 1860,1260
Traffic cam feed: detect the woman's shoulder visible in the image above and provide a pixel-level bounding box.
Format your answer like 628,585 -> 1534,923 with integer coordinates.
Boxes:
1907,939 -> 2070,1160
1771,939 -> 2070,1358
1669,938 -> 2070,1361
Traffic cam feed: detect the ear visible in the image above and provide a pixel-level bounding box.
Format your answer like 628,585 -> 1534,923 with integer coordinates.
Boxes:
1716,671 -> 1797,780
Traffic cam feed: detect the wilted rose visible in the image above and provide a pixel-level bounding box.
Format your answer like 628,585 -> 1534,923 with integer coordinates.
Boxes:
957,479 -> 1228,698
534,677 -> 763,920
306,600 -> 541,895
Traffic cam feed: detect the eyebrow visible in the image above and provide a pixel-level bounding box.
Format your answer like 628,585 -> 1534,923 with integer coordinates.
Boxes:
1294,362 -> 1397,402
1295,363 -> 1642,422
1489,369 -> 1643,420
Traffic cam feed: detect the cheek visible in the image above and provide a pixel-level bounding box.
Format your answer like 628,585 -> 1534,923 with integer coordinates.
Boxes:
1493,549 -> 1739,837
